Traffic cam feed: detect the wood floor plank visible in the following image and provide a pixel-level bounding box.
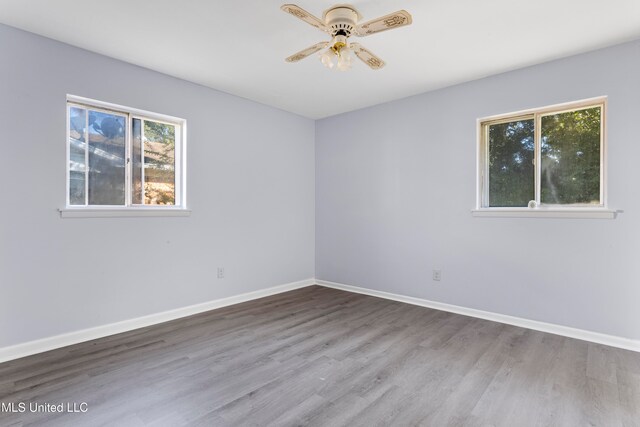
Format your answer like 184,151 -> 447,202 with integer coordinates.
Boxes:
0,285 -> 638,427
617,371 -> 640,427
589,343 -> 620,384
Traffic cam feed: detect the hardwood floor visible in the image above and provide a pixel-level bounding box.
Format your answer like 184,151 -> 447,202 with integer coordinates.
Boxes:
1,285 -> 639,426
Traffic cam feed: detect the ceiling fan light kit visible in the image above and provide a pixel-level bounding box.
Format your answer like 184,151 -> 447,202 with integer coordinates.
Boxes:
282,4 -> 412,71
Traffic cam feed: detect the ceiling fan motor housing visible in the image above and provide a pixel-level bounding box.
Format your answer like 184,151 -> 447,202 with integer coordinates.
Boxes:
323,5 -> 360,37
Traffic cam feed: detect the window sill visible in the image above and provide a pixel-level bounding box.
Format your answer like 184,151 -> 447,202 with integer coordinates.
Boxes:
471,208 -> 617,219
59,208 -> 192,218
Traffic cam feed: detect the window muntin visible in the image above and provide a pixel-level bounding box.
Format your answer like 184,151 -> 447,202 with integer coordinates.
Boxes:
480,100 -> 604,209
66,98 -> 185,209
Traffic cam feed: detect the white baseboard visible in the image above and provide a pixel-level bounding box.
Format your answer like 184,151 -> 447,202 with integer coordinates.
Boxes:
0,278 -> 315,364
3,277 -> 637,364
316,279 -> 640,353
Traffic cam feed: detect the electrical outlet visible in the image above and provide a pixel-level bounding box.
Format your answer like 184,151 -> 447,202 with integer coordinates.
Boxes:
432,269 -> 442,281
217,267 -> 225,279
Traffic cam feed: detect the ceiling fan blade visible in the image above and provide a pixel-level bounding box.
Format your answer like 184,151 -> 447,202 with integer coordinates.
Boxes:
285,42 -> 329,62
349,43 -> 385,70
281,4 -> 329,33
354,10 -> 412,36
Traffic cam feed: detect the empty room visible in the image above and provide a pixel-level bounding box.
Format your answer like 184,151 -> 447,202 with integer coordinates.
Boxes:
1,0 -> 639,426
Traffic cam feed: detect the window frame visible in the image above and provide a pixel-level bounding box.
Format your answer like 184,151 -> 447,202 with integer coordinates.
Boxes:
474,97 -> 615,219
62,95 -> 189,218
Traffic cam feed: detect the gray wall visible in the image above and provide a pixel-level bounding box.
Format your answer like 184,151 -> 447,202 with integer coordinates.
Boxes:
2,22 -> 638,350
316,40 -> 640,340
0,24 -> 315,348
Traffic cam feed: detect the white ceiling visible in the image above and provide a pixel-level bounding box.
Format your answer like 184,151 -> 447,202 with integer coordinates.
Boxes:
1,0 -> 639,119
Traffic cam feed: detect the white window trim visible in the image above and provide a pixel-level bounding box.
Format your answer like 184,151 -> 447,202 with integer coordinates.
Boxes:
63,95 -> 189,218
59,207 -> 192,218
471,208 -> 616,219
474,96 -> 615,219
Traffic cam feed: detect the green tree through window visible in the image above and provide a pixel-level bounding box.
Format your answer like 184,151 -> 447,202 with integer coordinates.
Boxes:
540,107 -> 601,205
488,119 -> 535,207
482,102 -> 603,208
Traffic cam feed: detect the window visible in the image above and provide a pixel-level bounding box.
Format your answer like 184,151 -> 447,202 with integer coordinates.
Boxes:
475,98 -> 613,218
65,96 -> 187,216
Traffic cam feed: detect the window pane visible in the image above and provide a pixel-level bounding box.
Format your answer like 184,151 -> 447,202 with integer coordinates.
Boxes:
69,107 -> 86,205
540,107 -> 601,205
488,119 -> 535,207
143,120 -> 175,205
88,111 -> 126,205
132,118 -> 143,205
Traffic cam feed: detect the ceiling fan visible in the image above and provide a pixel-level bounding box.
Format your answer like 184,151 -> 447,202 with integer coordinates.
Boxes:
281,4 -> 412,71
